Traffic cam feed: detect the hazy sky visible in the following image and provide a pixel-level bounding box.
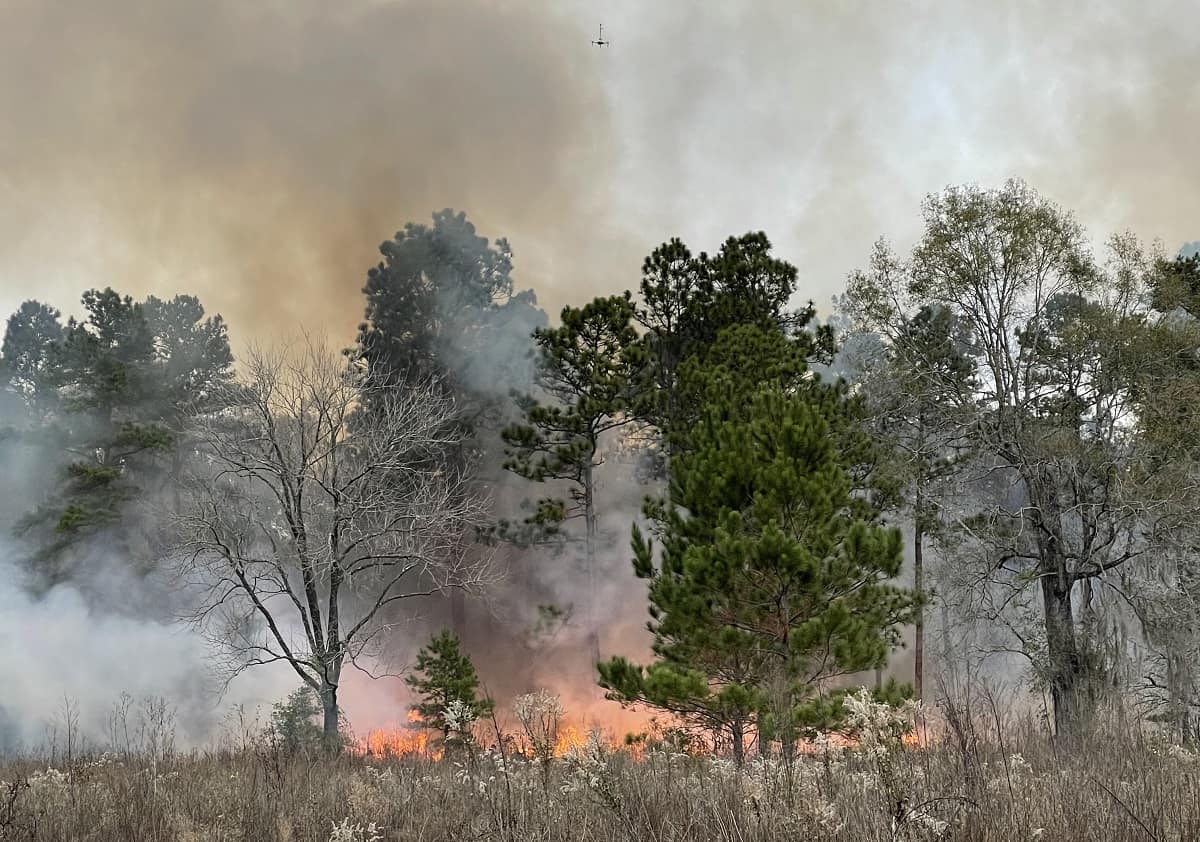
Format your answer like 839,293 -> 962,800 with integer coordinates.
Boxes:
1,0 -> 1197,347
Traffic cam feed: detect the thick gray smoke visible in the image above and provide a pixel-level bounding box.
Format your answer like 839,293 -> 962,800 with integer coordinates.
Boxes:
596,1 -> 1200,307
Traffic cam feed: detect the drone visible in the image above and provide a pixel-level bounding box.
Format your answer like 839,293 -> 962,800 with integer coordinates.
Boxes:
591,24 -> 609,47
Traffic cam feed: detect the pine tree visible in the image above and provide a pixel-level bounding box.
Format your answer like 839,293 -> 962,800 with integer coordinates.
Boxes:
502,293 -> 638,664
838,286 -> 978,699
404,631 -> 493,744
599,371 -> 917,764
627,233 -> 834,473
2,288 -> 232,586
351,210 -> 546,635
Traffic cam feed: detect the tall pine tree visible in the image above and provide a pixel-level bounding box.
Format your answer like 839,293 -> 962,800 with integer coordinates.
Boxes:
503,293 -> 638,664
1,288 -> 232,585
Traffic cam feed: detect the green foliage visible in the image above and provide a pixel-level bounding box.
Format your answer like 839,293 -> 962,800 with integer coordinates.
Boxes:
0,300 -> 65,411
270,686 -> 325,755
404,631 -> 494,742
627,233 -> 834,471
599,373 -> 918,759
841,180 -> 1192,733
1149,251 -> 1200,316
0,288 -> 233,584
503,292 -> 637,536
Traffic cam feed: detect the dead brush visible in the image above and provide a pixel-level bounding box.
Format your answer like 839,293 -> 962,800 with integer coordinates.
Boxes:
1,704 -> 1199,841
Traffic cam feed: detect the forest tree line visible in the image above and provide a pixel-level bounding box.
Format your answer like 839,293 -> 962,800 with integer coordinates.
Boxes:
3,183 -> 1200,755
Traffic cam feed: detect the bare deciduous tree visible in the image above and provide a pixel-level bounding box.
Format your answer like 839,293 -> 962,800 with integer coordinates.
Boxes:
845,180 -> 1193,733
168,338 -> 491,749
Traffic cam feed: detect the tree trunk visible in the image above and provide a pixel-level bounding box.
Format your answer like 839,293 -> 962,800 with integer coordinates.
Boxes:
320,685 -> 340,753
1028,473 -> 1084,735
1040,572 -> 1082,735
1167,650 -> 1194,745
730,718 -> 746,767
450,589 -> 467,639
940,598 -> 955,689
914,509 -> 925,701
583,461 -> 601,666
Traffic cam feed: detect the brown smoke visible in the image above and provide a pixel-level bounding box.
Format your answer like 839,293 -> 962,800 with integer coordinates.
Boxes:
0,0 -> 632,343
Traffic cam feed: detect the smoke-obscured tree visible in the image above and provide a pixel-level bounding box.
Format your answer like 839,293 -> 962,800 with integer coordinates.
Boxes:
405,630 -> 493,746
0,300 -> 65,416
1121,249 -> 1200,742
599,363 -> 916,765
170,338 -> 490,751
502,293 -> 638,664
838,274 -> 978,699
845,180 -> 1183,733
354,209 -> 544,402
350,210 -> 546,634
1,289 -> 232,586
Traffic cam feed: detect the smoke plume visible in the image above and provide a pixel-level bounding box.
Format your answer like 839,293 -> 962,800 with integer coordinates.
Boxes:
3,2 -> 1198,344
0,0 -> 629,343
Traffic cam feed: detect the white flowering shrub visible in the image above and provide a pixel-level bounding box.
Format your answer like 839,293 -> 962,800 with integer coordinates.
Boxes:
25,768 -> 70,808
560,731 -> 622,810
443,699 -> 477,737
893,802 -> 949,839
512,690 -> 564,763
842,689 -> 920,760
328,817 -> 383,842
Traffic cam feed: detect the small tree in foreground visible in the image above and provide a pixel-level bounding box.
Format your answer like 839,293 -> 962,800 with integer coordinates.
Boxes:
405,630 -> 493,746
270,686 -> 324,754
171,338 -> 491,751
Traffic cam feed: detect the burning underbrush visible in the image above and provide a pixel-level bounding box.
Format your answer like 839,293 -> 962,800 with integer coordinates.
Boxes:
351,688 -> 928,764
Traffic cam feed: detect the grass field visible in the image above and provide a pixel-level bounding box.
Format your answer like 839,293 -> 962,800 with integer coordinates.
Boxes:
2,697 -> 1198,842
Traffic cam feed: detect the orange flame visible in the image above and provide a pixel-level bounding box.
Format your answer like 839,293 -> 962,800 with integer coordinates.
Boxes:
349,709 -> 928,762
553,724 -> 588,756
351,708 -> 444,760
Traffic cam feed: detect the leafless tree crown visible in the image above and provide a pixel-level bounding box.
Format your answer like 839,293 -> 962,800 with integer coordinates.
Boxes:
168,338 -> 492,697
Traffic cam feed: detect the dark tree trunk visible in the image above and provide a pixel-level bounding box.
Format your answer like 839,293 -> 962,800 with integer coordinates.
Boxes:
1028,473 -> 1084,735
584,461 -> 601,667
914,512 -> 925,701
1040,572 -> 1082,735
321,686 -> 340,753
450,589 -> 467,639
730,719 -> 746,767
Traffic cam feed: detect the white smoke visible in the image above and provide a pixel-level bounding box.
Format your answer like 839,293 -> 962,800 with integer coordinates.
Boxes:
0,541 -> 295,753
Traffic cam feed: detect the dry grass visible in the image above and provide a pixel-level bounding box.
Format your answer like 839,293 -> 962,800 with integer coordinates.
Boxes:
2,711 -> 1198,842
